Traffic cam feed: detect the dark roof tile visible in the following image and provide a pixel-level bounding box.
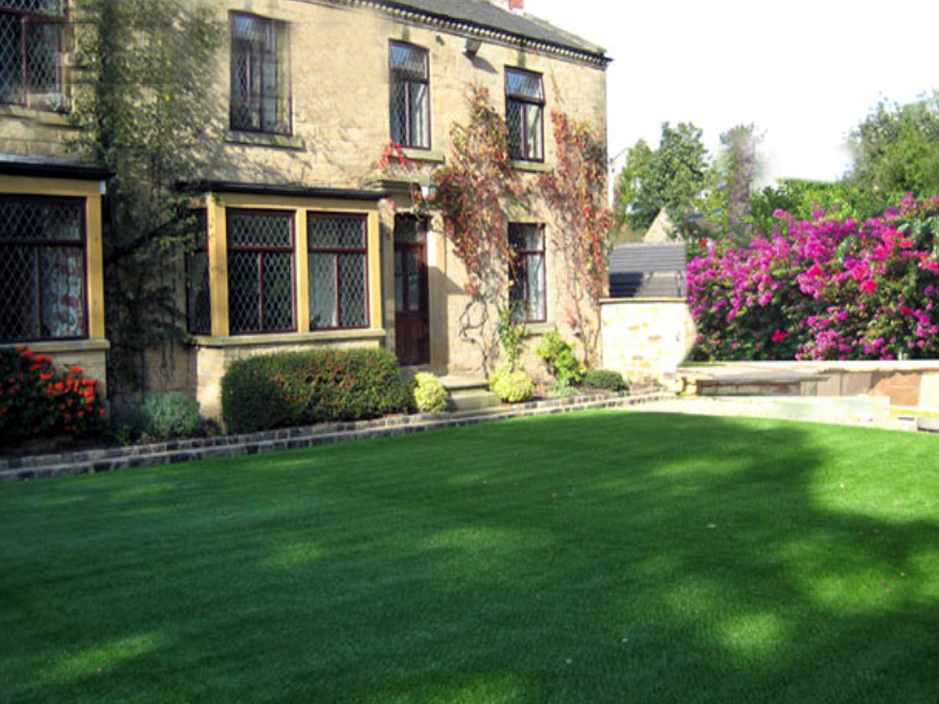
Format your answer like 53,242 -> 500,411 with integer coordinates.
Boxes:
374,0 -> 608,61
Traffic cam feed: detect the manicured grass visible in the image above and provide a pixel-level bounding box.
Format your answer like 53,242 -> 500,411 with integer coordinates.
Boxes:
2,412 -> 939,703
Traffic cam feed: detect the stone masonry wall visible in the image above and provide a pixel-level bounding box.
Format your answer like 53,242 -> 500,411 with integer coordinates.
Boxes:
600,299 -> 696,382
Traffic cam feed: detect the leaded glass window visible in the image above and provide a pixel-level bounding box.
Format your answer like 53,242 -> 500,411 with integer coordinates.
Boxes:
186,211 -> 211,335
227,210 -> 295,334
230,12 -> 291,135
390,41 -> 430,149
0,196 -> 86,342
505,67 -> 544,162
509,223 -> 546,322
0,1 -> 62,109
308,214 -> 368,330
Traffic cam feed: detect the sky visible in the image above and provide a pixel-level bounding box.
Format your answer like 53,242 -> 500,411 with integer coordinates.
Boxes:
525,0 -> 939,185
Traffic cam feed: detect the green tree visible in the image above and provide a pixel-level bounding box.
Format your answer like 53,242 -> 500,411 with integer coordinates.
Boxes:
848,95 -> 939,199
693,124 -> 763,244
613,138 -> 653,237
614,122 -> 709,239
69,0 -> 222,401
748,180 -> 894,236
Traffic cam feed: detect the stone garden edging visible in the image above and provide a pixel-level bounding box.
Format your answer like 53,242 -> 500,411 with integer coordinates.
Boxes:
0,388 -> 671,483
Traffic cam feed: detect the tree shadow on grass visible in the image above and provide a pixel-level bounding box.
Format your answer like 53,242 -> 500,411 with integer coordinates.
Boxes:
2,412 -> 939,703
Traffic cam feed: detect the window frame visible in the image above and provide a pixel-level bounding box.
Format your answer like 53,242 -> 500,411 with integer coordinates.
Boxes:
505,67 -> 545,163
0,194 -> 88,343
229,11 -> 292,136
226,208 -> 297,335
508,222 -> 547,324
307,212 -> 370,331
389,40 -> 431,150
0,2 -> 64,110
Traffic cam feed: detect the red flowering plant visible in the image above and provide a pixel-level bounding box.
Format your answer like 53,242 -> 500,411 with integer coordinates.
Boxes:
688,195 -> 939,361
428,85 -> 530,371
0,346 -> 108,442
538,109 -> 615,367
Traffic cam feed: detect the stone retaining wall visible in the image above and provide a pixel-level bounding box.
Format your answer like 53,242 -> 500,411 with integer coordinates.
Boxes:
600,298 -> 696,382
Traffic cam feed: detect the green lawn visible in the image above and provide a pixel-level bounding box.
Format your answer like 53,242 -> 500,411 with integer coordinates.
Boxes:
2,412 -> 939,703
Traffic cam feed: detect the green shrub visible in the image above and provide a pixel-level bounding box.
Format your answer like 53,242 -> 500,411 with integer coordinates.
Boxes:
221,348 -> 413,434
582,369 -> 629,392
536,331 -> 585,386
0,346 -> 107,442
413,373 -> 448,413
136,392 -> 202,440
497,302 -> 528,368
489,364 -> 534,403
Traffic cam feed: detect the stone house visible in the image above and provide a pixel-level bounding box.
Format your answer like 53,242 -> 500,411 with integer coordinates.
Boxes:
0,0 -> 610,419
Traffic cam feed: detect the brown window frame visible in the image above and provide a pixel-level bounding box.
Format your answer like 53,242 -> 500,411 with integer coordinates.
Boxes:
389,40 -> 430,150
0,195 -> 88,343
505,67 -> 545,163
308,212 -> 370,331
508,223 -> 546,323
229,11 -> 292,136
0,2 -> 64,110
226,208 -> 297,335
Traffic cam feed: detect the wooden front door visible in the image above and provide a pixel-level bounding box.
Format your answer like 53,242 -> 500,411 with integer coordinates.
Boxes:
394,216 -> 429,365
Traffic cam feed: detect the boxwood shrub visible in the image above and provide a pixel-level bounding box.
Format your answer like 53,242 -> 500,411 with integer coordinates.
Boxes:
582,369 -> 629,392
221,348 -> 413,434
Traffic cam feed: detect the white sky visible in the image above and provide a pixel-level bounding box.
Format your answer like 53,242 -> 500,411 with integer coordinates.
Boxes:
525,0 -> 939,185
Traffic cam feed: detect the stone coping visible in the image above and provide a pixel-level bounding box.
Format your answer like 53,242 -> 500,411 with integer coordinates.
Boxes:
680,361 -> 939,374
0,389 -> 671,483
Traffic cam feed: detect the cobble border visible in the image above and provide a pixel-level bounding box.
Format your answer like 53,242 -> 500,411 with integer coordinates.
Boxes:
1,389 -> 671,483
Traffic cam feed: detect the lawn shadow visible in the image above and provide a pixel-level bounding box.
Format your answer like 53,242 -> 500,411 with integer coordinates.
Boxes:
2,411 -> 939,703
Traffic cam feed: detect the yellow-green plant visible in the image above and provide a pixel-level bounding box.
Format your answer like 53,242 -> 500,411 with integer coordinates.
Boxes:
413,373 -> 448,413
489,364 -> 534,403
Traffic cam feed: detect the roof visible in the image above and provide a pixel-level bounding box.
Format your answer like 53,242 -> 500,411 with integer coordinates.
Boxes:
188,181 -> 388,201
0,153 -> 109,181
361,0 -> 609,65
609,242 -> 688,299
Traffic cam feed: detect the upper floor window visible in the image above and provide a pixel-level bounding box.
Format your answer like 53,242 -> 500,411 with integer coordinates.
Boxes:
0,0 -> 63,110
230,12 -> 291,135
505,67 -> 544,162
0,196 -> 86,342
389,41 -> 429,149
227,209 -> 296,334
509,223 -> 546,323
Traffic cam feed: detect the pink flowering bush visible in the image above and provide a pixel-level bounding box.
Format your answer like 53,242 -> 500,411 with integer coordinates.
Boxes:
688,195 -> 939,361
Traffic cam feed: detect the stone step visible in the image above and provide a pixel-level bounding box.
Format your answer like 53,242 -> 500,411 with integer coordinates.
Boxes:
447,390 -> 501,412
436,375 -> 500,412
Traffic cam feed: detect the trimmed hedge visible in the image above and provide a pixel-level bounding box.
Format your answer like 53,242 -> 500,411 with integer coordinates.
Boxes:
221,348 -> 413,434
582,369 -> 629,392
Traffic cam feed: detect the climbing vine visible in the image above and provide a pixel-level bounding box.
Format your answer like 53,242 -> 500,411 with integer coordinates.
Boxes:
377,89 -> 614,373
430,86 -> 528,371
538,109 -> 614,367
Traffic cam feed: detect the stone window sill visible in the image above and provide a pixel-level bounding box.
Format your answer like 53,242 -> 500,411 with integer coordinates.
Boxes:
511,160 -> 552,173
402,148 -> 445,164
15,338 -> 111,353
192,328 -> 386,348
225,130 -> 304,150
0,103 -> 72,126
